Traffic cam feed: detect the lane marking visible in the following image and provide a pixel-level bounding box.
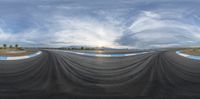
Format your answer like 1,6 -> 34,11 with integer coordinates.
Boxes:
0,51 -> 42,60
176,51 -> 200,60
57,50 -> 151,57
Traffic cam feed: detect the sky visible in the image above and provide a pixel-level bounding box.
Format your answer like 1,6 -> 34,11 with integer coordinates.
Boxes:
0,0 -> 200,49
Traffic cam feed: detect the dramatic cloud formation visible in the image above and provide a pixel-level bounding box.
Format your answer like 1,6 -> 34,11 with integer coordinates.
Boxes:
0,0 -> 200,48
52,16 -> 123,47
117,11 -> 200,48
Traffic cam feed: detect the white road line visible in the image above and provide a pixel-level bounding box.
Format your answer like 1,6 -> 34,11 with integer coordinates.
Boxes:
0,51 -> 42,60
176,51 -> 200,60
56,50 -> 151,57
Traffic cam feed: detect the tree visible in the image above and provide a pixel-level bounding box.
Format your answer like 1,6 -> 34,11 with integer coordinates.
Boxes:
9,45 -> 13,48
3,44 -> 6,49
15,44 -> 18,48
81,47 -> 84,50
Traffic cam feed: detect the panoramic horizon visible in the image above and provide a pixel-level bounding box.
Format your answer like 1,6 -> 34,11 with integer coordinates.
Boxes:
1,0 -> 200,49
2,0 -> 200,99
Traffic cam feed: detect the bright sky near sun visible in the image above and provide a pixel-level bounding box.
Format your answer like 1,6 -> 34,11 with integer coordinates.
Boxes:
0,0 -> 200,48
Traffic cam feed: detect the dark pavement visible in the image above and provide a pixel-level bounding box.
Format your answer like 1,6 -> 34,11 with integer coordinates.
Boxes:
0,50 -> 200,99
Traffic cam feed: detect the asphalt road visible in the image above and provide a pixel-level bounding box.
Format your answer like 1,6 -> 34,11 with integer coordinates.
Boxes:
0,50 -> 200,99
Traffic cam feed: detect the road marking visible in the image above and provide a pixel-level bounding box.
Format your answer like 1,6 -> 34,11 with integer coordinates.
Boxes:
176,51 -> 200,60
0,51 -> 42,60
58,50 -> 151,57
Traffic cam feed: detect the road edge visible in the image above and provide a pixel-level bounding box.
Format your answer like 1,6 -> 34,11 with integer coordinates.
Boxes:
176,51 -> 200,60
56,50 -> 151,57
0,51 -> 42,60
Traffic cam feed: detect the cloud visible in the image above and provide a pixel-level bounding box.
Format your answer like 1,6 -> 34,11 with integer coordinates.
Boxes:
0,15 -> 123,47
0,30 -> 12,41
116,11 -> 200,48
52,16 -> 123,47
1,0 -> 200,48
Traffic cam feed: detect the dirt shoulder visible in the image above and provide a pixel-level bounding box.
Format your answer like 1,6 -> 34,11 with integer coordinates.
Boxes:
181,48 -> 200,56
0,49 -> 37,56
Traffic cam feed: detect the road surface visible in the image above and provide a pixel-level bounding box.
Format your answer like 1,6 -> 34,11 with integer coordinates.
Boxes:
0,50 -> 200,99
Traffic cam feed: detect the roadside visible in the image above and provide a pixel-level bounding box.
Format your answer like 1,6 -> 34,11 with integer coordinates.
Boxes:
176,48 -> 200,60
0,50 -> 37,57
181,48 -> 200,56
55,49 -> 151,57
0,44 -> 41,60
0,47 -> 37,57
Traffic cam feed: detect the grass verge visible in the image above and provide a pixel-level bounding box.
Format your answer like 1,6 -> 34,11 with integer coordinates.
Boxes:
181,48 -> 200,56
0,48 -> 37,56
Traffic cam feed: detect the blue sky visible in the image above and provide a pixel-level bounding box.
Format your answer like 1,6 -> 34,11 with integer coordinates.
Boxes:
0,0 -> 200,48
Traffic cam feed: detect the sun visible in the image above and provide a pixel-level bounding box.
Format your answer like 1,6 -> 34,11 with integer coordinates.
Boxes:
97,42 -> 105,48
98,44 -> 103,48
95,41 -> 111,48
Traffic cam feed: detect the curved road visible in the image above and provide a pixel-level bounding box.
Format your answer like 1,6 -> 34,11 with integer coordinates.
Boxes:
0,50 -> 200,99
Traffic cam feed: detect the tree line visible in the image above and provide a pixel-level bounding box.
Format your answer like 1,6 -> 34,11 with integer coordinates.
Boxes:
58,47 -> 96,50
1,44 -> 19,49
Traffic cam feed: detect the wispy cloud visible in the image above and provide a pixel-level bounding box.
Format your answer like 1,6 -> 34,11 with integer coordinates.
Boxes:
1,0 -> 200,48
0,15 -> 123,47
117,10 -> 200,48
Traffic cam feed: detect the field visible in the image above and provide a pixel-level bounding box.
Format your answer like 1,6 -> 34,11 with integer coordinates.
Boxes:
181,48 -> 200,56
0,48 -> 36,56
